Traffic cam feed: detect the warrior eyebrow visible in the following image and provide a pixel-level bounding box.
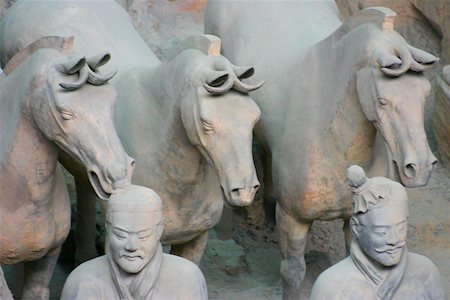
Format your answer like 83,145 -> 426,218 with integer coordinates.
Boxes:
112,227 -> 152,234
373,220 -> 407,227
112,226 -> 129,233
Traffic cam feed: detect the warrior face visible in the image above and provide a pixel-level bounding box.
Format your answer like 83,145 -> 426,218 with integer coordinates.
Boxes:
353,199 -> 408,267
107,210 -> 163,273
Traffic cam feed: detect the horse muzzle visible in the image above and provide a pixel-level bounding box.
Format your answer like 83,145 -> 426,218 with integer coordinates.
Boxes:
397,154 -> 438,187
88,155 -> 135,200
223,179 -> 260,207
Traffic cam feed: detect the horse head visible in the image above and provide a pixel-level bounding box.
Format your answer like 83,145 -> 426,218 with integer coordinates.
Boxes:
179,51 -> 263,206
28,50 -> 135,199
356,31 -> 438,187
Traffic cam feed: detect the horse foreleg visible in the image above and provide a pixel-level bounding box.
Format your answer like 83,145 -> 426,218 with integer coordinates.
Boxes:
277,203 -> 311,300
22,246 -> 60,300
75,179 -> 98,265
0,266 -> 13,300
170,231 -> 209,265
343,218 -> 353,254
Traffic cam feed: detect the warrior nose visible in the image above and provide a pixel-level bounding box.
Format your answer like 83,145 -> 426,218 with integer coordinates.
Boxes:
386,230 -> 400,246
125,236 -> 138,252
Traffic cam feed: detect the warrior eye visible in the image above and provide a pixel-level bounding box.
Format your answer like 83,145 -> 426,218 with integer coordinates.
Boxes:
115,234 -> 126,240
378,98 -> 389,106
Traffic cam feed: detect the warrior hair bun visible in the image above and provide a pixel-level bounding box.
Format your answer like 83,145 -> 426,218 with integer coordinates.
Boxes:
346,165 -> 367,188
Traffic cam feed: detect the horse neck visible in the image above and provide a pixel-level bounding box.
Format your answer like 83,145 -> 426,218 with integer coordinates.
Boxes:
0,77 -> 23,167
307,23 -> 381,165
1,77 -> 59,198
138,62 -> 208,185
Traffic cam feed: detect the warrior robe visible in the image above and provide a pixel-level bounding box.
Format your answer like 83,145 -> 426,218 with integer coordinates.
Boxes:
61,248 -> 208,300
310,242 -> 447,300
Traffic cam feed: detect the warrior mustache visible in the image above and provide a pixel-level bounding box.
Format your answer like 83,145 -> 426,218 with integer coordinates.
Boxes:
375,241 -> 406,253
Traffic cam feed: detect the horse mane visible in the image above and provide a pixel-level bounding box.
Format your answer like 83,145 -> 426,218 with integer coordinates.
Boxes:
3,35 -> 74,75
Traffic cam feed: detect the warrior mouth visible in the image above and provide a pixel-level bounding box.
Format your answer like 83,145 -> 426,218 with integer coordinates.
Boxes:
384,248 -> 400,254
88,171 -> 111,200
122,255 -> 143,261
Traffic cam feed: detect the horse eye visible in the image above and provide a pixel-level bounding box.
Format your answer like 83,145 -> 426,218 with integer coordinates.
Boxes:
378,98 -> 389,106
201,120 -> 214,132
58,108 -> 73,120
61,111 -> 73,120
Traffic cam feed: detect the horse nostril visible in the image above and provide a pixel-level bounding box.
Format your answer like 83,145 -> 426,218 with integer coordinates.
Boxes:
253,184 -> 260,191
404,163 -> 416,179
231,188 -> 241,195
431,159 -> 438,168
130,159 -> 136,169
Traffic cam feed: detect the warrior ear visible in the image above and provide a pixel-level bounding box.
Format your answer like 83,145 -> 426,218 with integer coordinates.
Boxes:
350,217 -> 361,239
156,217 -> 164,239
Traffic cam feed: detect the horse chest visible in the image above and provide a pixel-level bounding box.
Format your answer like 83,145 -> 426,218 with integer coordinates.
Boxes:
274,138 -> 353,221
0,203 -> 56,263
0,164 -> 70,264
161,185 -> 224,243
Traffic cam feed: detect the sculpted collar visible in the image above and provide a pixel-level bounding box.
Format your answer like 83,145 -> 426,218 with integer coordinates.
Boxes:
108,243 -> 163,300
350,240 -> 407,300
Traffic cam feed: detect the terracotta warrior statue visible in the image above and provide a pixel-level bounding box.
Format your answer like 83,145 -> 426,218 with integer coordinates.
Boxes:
61,185 -> 208,299
311,165 -> 446,300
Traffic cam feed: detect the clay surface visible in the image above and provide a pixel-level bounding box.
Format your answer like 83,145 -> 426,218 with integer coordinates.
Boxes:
206,2 -> 438,298
0,36 -> 131,299
0,1 -> 448,299
61,185 -> 208,300
310,165 -> 446,300
0,0 -> 263,265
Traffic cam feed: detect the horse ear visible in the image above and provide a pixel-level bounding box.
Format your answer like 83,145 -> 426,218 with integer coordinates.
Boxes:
375,49 -> 402,69
57,55 -> 86,75
408,45 -> 438,65
86,52 -> 117,85
86,51 -> 111,71
232,65 -> 255,80
407,45 -> 438,72
206,70 -> 229,87
204,70 -> 234,95
443,65 -> 450,85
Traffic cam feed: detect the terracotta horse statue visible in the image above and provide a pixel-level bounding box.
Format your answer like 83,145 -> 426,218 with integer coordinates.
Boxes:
0,0 -> 263,265
206,1 -> 438,298
0,36 -> 134,299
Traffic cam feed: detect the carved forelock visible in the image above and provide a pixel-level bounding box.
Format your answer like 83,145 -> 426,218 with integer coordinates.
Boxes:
203,57 -> 264,95
3,35 -> 74,75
